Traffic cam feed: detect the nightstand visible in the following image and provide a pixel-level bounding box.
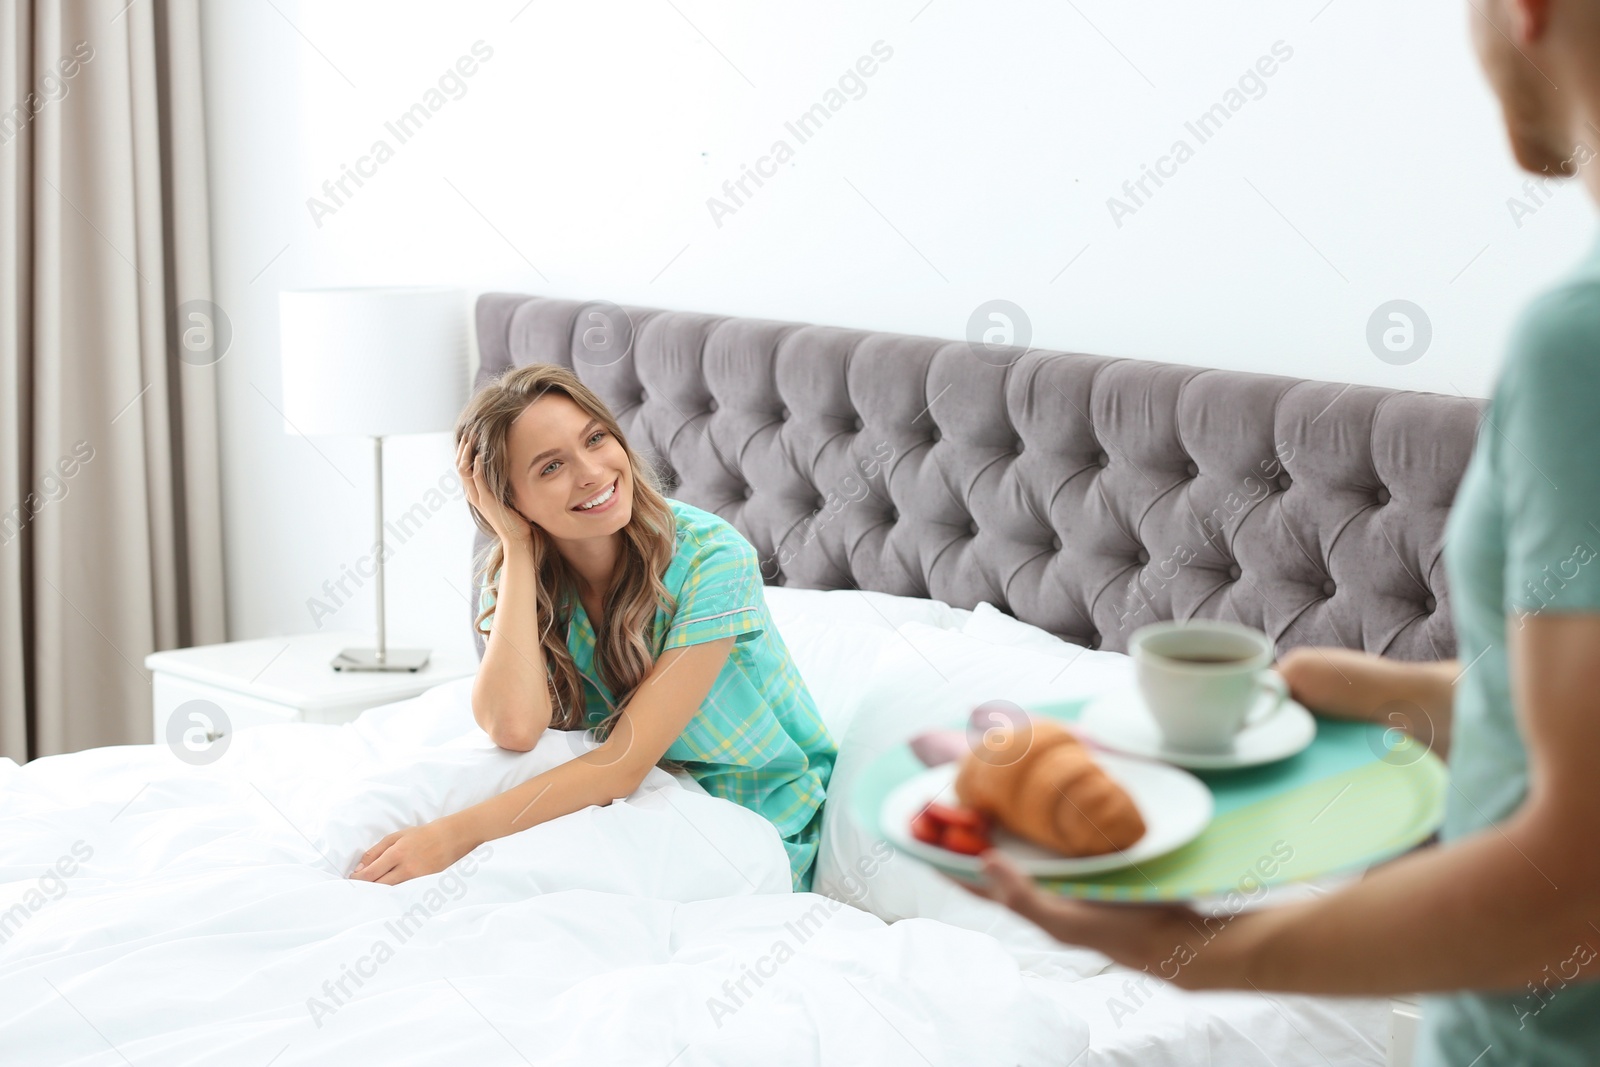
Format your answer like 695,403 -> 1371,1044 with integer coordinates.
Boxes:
1388,996 -> 1422,1067
144,631 -> 479,745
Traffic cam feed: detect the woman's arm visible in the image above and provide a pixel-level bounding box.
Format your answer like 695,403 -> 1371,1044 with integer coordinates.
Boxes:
966,613 -> 1600,996
471,545 -> 552,751
456,636 -> 736,845
1276,646 -> 1458,757
350,636 -> 736,884
458,435 -> 553,751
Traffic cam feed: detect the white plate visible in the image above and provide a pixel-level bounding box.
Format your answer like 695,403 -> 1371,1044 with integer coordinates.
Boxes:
1077,685 -> 1317,770
881,755 -> 1213,877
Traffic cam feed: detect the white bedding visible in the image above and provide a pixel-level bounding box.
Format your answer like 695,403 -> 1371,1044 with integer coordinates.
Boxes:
1,591 -> 1389,1066
0,679 -> 1079,1066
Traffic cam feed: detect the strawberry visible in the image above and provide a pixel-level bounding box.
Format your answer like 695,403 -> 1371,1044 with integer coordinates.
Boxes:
941,825 -> 991,855
910,810 -> 944,845
926,802 -> 989,834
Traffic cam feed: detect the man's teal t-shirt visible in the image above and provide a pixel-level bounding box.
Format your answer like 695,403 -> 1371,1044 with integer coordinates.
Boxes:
1421,236 -> 1600,1066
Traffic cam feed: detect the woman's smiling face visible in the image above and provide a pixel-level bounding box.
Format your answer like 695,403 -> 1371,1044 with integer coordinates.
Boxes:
504,391 -> 634,539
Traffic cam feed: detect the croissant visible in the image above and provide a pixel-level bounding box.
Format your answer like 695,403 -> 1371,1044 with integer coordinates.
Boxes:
954,718 -> 1145,857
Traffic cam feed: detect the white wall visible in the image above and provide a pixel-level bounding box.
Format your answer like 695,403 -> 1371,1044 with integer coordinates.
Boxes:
200,0 -> 1597,650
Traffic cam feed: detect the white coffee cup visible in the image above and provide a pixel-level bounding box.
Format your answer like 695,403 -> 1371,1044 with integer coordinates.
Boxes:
1129,621 -> 1288,752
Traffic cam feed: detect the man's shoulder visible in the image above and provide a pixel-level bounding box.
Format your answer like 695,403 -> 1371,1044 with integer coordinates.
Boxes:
1498,258 -> 1600,416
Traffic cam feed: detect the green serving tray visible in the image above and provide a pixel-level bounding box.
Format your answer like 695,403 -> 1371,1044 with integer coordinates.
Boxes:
851,696 -> 1448,902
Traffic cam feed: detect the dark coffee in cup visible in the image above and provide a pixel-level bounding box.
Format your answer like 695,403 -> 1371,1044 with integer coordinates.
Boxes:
1129,621 -> 1288,751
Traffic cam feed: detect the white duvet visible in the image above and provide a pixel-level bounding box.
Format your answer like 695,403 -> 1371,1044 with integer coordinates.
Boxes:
0,677 -> 1083,1066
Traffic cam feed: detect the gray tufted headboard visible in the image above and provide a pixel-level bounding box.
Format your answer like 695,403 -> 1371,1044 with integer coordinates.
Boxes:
471,293 -> 1485,663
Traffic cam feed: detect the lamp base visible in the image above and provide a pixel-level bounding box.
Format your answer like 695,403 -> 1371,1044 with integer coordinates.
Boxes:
331,647 -> 432,672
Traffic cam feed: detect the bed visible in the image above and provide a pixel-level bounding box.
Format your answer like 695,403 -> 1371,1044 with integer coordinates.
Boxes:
0,294 -> 1483,1066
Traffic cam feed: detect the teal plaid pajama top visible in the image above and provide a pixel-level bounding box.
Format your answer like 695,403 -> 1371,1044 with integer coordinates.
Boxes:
479,499 -> 835,891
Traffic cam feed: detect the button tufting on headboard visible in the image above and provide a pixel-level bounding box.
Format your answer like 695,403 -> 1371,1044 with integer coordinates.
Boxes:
471,293 -> 1486,662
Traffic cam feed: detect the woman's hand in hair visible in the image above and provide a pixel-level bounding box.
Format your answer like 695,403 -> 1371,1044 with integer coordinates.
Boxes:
457,432 -> 533,551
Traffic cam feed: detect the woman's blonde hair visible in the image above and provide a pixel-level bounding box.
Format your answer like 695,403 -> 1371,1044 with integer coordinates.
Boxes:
458,363 -> 678,736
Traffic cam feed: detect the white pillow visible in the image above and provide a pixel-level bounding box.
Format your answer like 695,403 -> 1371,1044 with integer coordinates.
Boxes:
963,601 -> 1096,660
762,586 -> 972,633
812,621 -> 1133,980
761,587 -> 971,740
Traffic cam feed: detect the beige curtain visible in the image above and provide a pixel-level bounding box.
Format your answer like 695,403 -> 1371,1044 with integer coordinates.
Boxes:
0,0 -> 226,762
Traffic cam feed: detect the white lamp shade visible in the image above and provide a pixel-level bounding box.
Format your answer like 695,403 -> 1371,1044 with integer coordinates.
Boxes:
279,287 -> 469,437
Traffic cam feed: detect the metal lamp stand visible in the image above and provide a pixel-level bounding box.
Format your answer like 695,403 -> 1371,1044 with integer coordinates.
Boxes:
331,436 -> 432,672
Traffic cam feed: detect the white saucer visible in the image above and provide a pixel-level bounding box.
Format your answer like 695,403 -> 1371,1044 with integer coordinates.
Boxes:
1076,685 -> 1316,770
881,756 -> 1213,877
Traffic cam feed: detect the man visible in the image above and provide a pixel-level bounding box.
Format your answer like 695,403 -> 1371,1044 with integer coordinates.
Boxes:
963,2 -> 1600,1063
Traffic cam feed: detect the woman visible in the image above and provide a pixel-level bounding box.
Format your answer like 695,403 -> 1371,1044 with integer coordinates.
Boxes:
963,3 -> 1600,1063
350,363 -> 836,892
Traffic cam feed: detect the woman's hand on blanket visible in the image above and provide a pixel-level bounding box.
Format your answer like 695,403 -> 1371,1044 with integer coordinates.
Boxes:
349,815 -> 479,886
953,850 -> 1239,989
